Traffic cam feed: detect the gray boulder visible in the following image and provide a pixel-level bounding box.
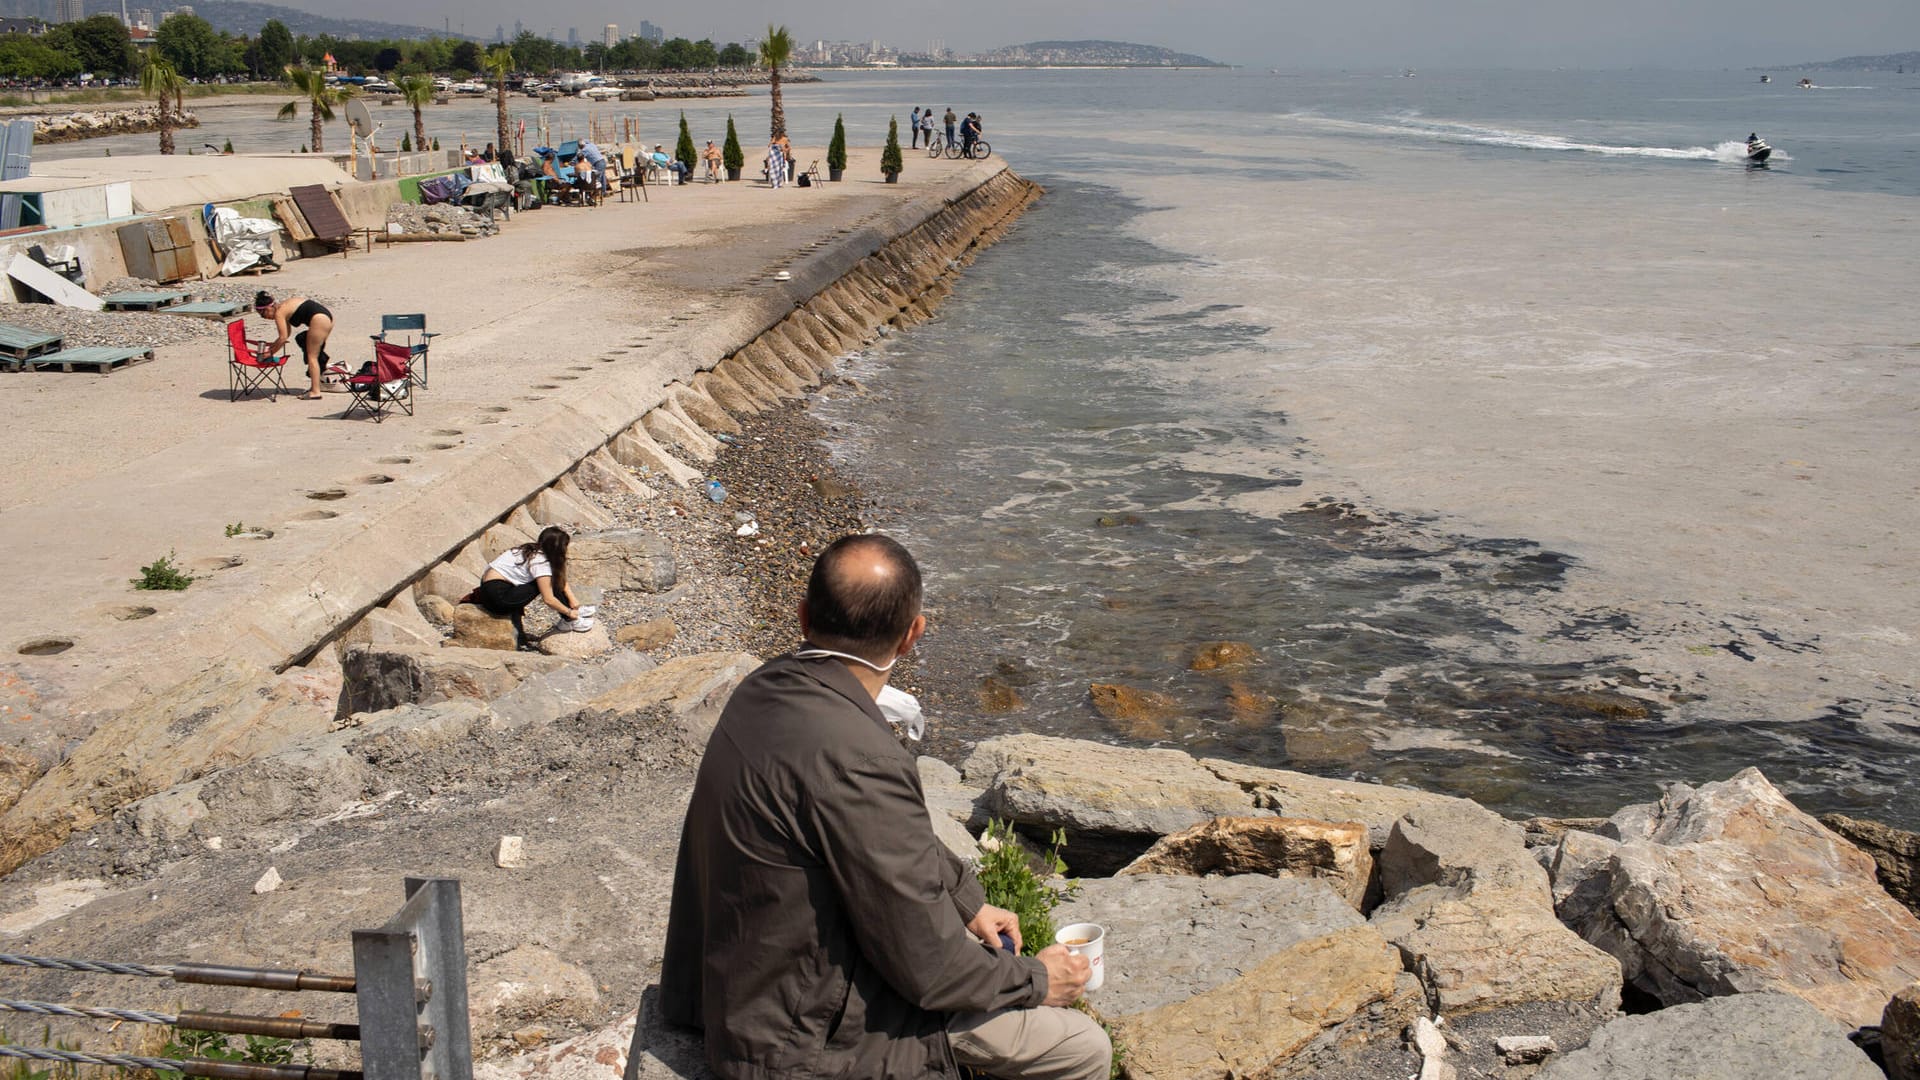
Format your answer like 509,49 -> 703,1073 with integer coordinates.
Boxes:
1536,993 -> 1881,1080
566,528 -> 677,594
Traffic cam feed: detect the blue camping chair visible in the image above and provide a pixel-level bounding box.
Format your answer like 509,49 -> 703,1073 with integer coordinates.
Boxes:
370,313 -> 436,389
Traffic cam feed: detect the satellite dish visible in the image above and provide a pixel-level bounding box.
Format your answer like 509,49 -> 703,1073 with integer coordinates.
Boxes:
346,98 -> 375,138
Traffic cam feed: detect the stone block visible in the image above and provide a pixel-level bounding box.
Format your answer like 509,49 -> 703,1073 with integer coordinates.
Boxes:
416,563 -> 479,605
489,652 -> 654,731
963,734 -> 1265,875
1536,993 -> 1881,1080
452,604 -> 519,652
1884,981 -> 1920,1080
1120,816 -> 1373,909
1381,803 -> 1548,903
582,652 -> 762,748
530,486 -> 613,532
641,408 -> 718,463
1199,756 -> 1517,849
610,426 -> 700,488
567,528 -> 676,594
469,945 -> 601,1046
537,623 -> 611,659
1559,768 -> 1920,1027
1369,883 -> 1622,1015
614,617 -> 677,650
340,645 -> 565,715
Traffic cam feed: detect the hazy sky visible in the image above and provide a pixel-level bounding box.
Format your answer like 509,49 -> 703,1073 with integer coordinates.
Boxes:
316,0 -> 1918,69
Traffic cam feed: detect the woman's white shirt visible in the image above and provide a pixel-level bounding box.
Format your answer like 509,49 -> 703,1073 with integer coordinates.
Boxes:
487,549 -> 552,585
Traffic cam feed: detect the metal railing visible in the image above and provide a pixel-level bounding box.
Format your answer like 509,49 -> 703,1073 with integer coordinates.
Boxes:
0,877 -> 470,1080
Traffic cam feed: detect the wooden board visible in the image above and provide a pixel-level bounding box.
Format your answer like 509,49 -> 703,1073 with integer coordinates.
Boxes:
271,195 -> 314,243
288,184 -> 352,244
0,322 -> 60,359
14,346 -> 155,374
166,300 -> 245,318
102,291 -> 189,311
6,252 -> 103,310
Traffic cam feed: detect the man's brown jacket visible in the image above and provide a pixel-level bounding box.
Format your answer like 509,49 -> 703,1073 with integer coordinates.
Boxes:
660,653 -> 1048,1078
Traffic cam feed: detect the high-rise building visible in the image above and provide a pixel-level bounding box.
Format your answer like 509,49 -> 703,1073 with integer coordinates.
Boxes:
567,27 -> 579,47
55,0 -> 85,23
495,24 -> 505,43
639,20 -> 664,44
514,19 -> 524,38
603,24 -> 618,48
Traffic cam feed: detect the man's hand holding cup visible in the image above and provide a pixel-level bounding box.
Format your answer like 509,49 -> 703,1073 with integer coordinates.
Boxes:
1037,944 -> 1092,1006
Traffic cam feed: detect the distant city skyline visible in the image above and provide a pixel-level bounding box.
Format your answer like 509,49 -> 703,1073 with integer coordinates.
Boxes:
232,0 -> 1918,68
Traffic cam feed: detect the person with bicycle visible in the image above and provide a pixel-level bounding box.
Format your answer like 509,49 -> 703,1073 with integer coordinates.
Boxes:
960,112 -> 982,158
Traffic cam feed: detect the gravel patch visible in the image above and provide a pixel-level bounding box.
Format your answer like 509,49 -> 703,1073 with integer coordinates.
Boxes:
0,277 -> 344,350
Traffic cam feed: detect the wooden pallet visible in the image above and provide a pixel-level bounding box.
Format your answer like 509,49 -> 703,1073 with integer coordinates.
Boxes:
11,345 -> 156,374
0,323 -> 60,361
165,300 -> 245,319
101,291 -> 190,311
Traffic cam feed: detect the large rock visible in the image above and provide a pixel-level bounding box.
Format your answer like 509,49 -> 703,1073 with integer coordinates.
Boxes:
1055,874 -> 1370,1018
469,944 -> 603,1049
566,528 -> 677,594
918,757 -> 984,864
1536,993 -> 1881,1080
1372,808 -> 1622,1015
1885,981 -> 1920,1080
1553,768 -> 1920,1027
489,654 -> 654,731
1114,929 -> 1411,1080
1823,812 -> 1920,917
581,653 -> 762,748
537,623 -> 613,659
1120,816 -> 1373,910
0,659 -> 338,876
451,604 -> 520,651
340,645 -> 567,715
1370,883 -> 1621,1015
962,735 -> 1264,875
1200,756 -> 1512,848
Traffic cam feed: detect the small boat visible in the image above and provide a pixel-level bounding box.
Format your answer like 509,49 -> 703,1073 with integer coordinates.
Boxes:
1798,77 -> 1814,89
1403,69 -> 1416,78
1759,74 -> 1771,83
1746,134 -> 1772,162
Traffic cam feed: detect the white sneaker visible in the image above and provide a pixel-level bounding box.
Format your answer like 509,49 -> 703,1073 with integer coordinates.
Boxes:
563,616 -> 594,633
576,605 -> 597,619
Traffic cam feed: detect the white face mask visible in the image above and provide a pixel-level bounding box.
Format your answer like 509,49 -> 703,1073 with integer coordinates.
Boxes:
795,647 -> 925,741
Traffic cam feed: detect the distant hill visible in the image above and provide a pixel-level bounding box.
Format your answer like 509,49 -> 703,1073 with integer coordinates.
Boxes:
976,40 -> 1225,67
0,0 -> 477,40
1777,49 -> 1920,71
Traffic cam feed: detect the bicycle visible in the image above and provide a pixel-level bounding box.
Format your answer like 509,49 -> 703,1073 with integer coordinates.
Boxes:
927,135 -> 948,158
944,139 -> 991,160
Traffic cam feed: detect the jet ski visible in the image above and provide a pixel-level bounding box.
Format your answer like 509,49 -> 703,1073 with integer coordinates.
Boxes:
1745,134 -> 1772,163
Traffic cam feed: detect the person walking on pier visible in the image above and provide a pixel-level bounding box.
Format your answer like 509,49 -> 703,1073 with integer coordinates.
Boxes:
469,526 -> 593,649
253,291 -> 333,400
943,106 -> 957,149
910,106 -> 922,148
660,533 -> 1109,1080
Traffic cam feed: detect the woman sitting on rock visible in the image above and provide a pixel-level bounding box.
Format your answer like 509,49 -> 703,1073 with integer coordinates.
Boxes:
473,526 -> 594,649
253,290 -> 333,400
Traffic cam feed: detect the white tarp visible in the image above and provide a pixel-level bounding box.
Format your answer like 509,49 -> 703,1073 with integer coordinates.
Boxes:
210,206 -> 282,275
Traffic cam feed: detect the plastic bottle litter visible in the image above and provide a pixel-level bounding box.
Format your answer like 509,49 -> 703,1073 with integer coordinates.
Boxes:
715,433 -> 737,445
706,479 -> 727,503
736,521 -> 760,538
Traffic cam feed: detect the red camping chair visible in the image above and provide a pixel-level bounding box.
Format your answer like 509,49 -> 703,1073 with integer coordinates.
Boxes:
226,319 -> 290,401
342,341 -> 415,422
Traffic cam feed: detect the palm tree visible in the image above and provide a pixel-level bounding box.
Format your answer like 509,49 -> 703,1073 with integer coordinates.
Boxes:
485,46 -> 514,159
139,58 -> 184,155
397,73 -> 434,153
758,25 -> 792,142
278,67 -> 346,154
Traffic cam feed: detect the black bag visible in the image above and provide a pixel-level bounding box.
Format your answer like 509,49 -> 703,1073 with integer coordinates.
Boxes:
797,173 -> 812,188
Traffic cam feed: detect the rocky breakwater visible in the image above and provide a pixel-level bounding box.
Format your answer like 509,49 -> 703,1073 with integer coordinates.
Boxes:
33,104 -> 199,143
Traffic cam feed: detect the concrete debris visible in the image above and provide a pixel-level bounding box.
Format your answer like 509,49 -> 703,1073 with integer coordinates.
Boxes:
495,835 -> 526,869
252,866 -> 281,893
1497,1034 -> 1559,1064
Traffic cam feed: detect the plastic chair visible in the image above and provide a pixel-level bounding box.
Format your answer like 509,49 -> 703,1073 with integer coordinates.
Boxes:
370,313 -> 436,389
342,341 -> 415,422
226,319 -> 289,401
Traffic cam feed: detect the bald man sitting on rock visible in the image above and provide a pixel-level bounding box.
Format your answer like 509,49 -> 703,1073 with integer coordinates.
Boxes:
659,532 -> 1110,1079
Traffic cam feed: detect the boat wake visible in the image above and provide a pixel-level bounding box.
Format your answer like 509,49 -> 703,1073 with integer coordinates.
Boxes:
1290,114 -> 1790,163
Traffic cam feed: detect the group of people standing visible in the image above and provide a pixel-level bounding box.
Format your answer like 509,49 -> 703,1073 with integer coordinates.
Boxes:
909,105 -> 984,153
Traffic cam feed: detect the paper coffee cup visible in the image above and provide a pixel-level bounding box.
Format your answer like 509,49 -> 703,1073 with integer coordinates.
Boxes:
1054,922 -> 1105,992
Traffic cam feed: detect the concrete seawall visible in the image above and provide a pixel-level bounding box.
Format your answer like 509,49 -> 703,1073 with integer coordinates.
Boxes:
0,154 -> 1040,876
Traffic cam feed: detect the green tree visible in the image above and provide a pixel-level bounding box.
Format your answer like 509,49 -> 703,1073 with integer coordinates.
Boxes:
880,115 -> 903,179
397,73 -> 434,154
449,41 -> 482,74
718,42 -> 749,67
0,35 -> 80,80
257,18 -> 294,74
155,13 -> 220,79
675,110 -> 696,175
658,37 -> 694,70
277,67 -> 345,153
690,38 -> 718,68
827,113 -> 846,174
722,113 -> 743,173
139,57 -> 185,155
485,45 -> 514,160
48,15 -> 132,77
758,24 -> 792,141
373,47 -> 402,72
510,30 -> 553,75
